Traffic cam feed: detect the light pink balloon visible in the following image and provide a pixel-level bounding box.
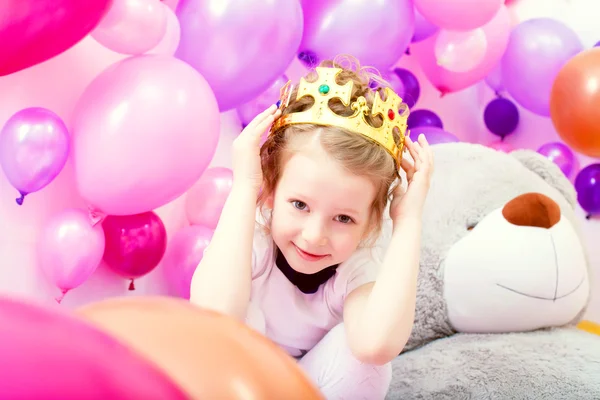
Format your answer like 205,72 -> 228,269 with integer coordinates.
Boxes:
414,0 -> 503,31
147,4 -> 181,56
72,55 -> 220,216
434,29 -> 487,73
488,141 -> 514,153
92,0 -> 167,55
185,167 -> 233,229
162,225 -> 213,299
37,208 -> 105,301
411,5 -> 511,95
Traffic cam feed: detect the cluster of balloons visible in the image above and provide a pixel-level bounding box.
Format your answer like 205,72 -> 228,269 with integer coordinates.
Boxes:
0,295 -> 323,399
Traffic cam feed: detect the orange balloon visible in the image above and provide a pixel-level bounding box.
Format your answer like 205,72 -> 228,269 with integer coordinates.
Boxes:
76,296 -> 323,400
550,47 -> 600,158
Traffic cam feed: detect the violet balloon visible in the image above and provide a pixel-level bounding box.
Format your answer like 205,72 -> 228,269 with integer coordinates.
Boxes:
102,212 -> 167,290
37,208 -> 105,302
501,18 -> 583,116
299,0 -> 415,70
175,0 -> 303,111
537,142 -> 577,179
0,296 -> 187,399
488,141 -> 514,153
410,126 -> 459,145
408,109 -> 443,129
574,164 -> 600,218
72,55 -> 220,216
185,167 -> 233,229
237,75 -> 289,127
0,107 -> 70,205
163,225 -> 214,299
412,8 -> 439,43
392,68 -> 420,108
483,97 -> 519,138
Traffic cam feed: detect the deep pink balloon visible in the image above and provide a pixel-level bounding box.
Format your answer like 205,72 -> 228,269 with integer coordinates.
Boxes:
185,167 -> 233,229
72,55 -> 220,216
537,142 -> 577,179
0,107 -> 70,205
0,0 -> 113,76
0,295 -> 187,399
411,5 -> 511,94
163,225 -> 213,299
414,0 -> 502,30
300,0 -> 414,70
237,75 -> 289,127
37,209 -> 105,301
501,18 -> 584,116
102,212 -> 167,288
175,0 -> 303,111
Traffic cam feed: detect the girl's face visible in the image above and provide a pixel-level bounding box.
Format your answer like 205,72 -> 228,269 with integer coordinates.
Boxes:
267,137 -> 377,274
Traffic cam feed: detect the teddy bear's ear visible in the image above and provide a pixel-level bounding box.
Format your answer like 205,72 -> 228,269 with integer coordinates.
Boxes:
510,149 -> 577,209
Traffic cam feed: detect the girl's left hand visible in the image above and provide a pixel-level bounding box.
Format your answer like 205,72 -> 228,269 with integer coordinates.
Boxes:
389,133 -> 434,223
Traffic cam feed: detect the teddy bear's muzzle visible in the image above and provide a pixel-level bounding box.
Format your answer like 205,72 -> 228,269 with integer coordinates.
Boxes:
501,192 -> 561,229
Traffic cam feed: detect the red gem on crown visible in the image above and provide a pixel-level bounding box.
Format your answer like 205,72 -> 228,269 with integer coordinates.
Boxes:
388,109 -> 395,120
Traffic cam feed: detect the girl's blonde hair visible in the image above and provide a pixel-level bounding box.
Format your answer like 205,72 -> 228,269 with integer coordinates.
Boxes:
258,55 -> 403,244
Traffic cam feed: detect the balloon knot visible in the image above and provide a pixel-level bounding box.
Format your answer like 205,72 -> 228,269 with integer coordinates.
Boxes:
586,213 -> 592,220
15,192 -> 27,206
404,47 -> 411,55
55,289 -> 68,304
88,205 -> 106,226
128,279 -> 135,291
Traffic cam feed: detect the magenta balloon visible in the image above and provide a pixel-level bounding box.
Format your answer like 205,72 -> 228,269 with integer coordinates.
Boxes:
163,225 -> 214,299
414,0 -> 502,31
175,0 -> 303,111
0,296 -> 187,399
237,75 -> 289,127
37,209 -> 105,296
0,0 -> 112,76
185,167 -> 233,229
102,212 -> 167,284
501,18 -> 584,116
411,5 -> 511,94
0,107 -> 70,205
72,55 -> 220,216
299,0 -> 415,69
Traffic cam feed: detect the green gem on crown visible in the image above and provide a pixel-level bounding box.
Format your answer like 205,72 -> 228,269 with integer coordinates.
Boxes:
318,84 -> 330,94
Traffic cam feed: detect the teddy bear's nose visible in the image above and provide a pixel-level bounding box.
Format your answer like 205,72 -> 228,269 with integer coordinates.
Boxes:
502,192 -> 561,229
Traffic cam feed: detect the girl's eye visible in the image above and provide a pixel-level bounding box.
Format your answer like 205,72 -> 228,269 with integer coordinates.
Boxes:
336,215 -> 354,224
291,200 -> 307,210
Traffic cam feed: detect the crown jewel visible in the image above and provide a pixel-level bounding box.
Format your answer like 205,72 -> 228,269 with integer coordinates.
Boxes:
269,67 -> 409,168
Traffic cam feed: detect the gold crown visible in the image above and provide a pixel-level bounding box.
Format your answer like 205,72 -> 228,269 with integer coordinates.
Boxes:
269,67 -> 409,168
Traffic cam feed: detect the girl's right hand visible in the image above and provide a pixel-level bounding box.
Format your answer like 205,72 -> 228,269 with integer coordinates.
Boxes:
231,104 -> 281,190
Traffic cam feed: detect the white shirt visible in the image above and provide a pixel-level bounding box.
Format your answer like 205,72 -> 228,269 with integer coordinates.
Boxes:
246,220 -> 392,358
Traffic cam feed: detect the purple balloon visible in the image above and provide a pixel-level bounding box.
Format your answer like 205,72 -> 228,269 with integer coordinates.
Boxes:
175,0 -> 303,112
484,63 -> 503,93
483,97 -> 519,138
595,41 -> 600,47
0,107 -> 70,205
393,68 -> 420,108
501,18 -> 583,116
237,75 -> 289,127
299,0 -> 415,69
537,142 -> 577,179
408,109 -> 443,129
412,8 -> 439,43
410,125 -> 459,145
574,163 -> 600,217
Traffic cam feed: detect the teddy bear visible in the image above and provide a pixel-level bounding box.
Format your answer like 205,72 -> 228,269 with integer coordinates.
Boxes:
385,142 -> 600,399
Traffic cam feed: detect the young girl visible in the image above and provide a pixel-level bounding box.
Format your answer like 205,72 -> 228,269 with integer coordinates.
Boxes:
191,56 -> 434,399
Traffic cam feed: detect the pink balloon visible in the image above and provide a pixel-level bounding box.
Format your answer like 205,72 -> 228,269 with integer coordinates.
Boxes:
0,0 -> 112,76
72,55 -> 220,216
102,212 -> 167,289
163,225 -> 213,299
0,295 -> 187,399
175,0 -> 303,111
488,141 -> 514,153
434,29 -> 488,73
411,5 -> 511,94
185,167 -> 233,229
147,4 -> 181,56
37,209 -> 105,301
92,0 -> 167,55
0,107 -> 70,205
414,0 -> 503,30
